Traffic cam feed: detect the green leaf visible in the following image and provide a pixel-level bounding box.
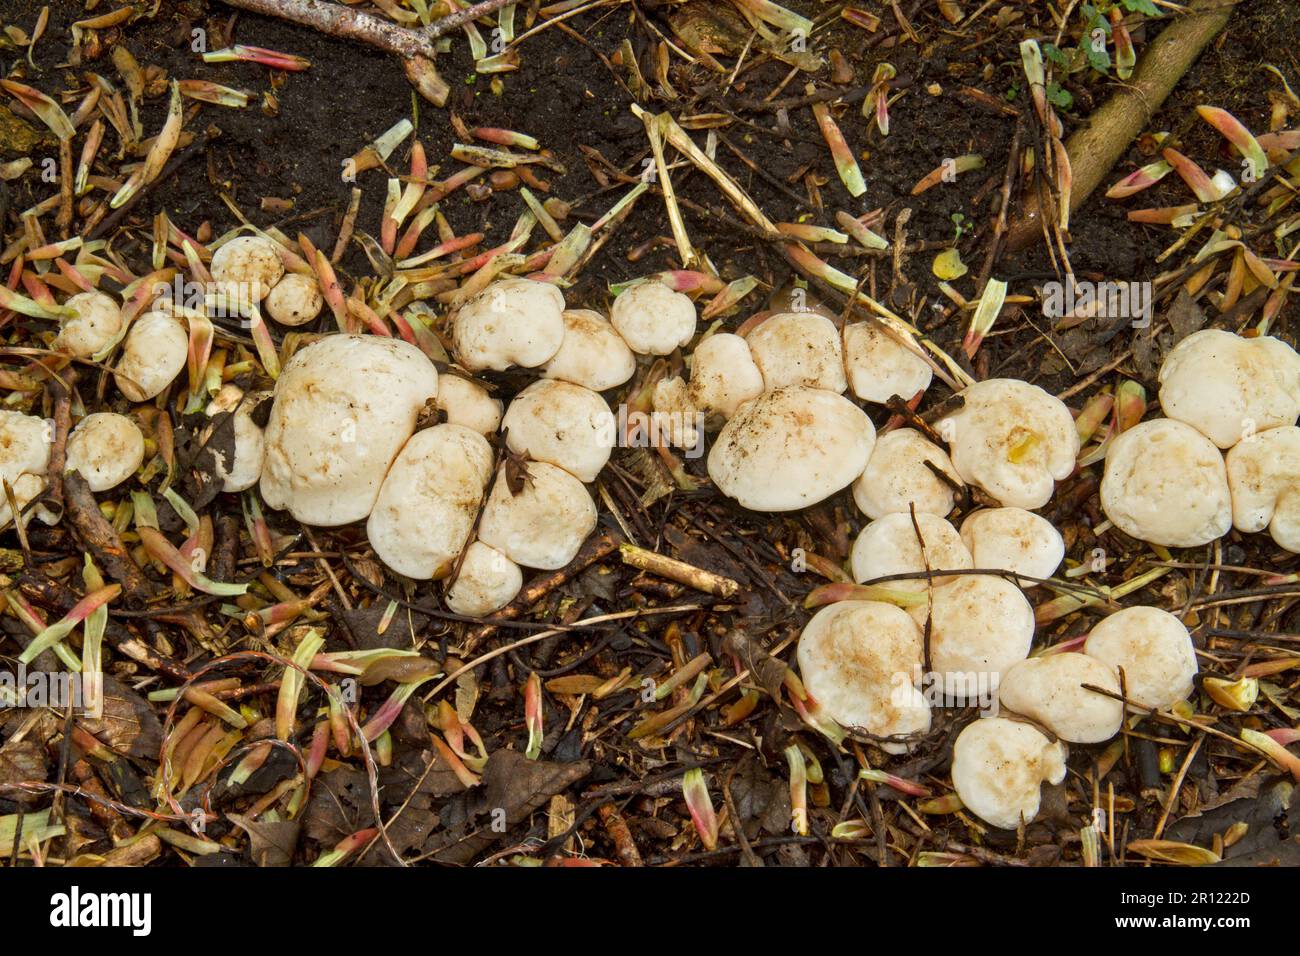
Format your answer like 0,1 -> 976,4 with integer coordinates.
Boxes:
1043,43 -> 1070,67
1085,44 -> 1112,74
1047,82 -> 1074,110
1121,0 -> 1160,15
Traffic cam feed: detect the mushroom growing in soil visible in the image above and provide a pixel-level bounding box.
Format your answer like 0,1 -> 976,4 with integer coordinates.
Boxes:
259,335 -> 439,526
1084,605 -> 1198,711
57,291 -> 122,358
1099,417 -> 1232,547
477,461 -> 597,569
959,507 -> 1065,585
204,385 -> 268,493
744,311 -> 847,393
842,321 -> 933,405
113,311 -> 189,402
849,512 -> 972,591
65,413 -> 145,492
501,379 -> 615,483
436,374 -> 503,437
264,272 -> 324,327
910,574 -> 1034,699
446,541 -> 524,617
541,309 -> 636,391
795,601 -> 931,754
682,332 -> 764,420
209,234 -> 285,304
708,386 -> 875,512
951,717 -> 1067,830
367,424 -> 493,580
998,653 -> 1124,743
1157,328 -> 1300,448
0,411 -> 51,527
452,276 -> 566,371
935,378 -> 1079,509
1225,425 -> 1300,552
610,278 -> 697,355
851,427 -> 960,520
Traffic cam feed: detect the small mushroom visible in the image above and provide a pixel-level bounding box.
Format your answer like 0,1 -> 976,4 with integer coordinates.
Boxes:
209,234 -> 284,304
65,413 -> 144,492
437,374 -> 503,436
1100,417 -> 1232,547
1084,605 -> 1198,711
452,276 -> 566,371
849,512 -> 972,591
911,574 -> 1034,698
1158,328 -> 1300,448
936,378 -> 1079,509
204,385 -> 267,493
57,291 -> 123,358
851,427 -> 960,520
0,411 -> 51,527
795,601 -> 930,754
446,541 -> 524,616
951,717 -> 1067,830
541,309 -> 636,391
260,335 -> 439,526
959,507 -> 1065,585
708,386 -> 875,512
264,273 -> 324,326
113,311 -> 189,402
842,321 -> 932,405
684,332 -> 763,420
744,311 -> 847,393
367,424 -> 493,579
1225,425 -> 1300,552
998,653 -> 1124,743
477,461 -> 597,569
501,379 -> 615,483
650,376 -> 701,450
610,279 -> 696,355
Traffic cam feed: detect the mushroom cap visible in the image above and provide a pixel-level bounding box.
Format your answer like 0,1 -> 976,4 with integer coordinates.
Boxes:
205,385 -> 267,493
795,601 -> 930,754
998,653 -> 1124,744
651,376 -> 701,450
58,291 -> 123,358
686,332 -> 763,419
1100,417 -> 1232,547
959,507 -> 1065,585
541,309 -> 636,391
446,541 -> 524,617
113,311 -> 189,402
477,461 -> 597,569
0,411 -> 51,526
260,335 -> 439,526
66,413 -> 144,492
610,279 -> 696,355
1158,329 -> 1300,448
1084,605 -> 1198,711
436,374 -> 502,436
452,276 -> 566,371
502,379 -> 615,483
852,427 -> 960,520
849,512 -> 972,591
264,273 -> 323,326
708,386 -> 876,512
209,235 -> 284,303
951,717 -> 1067,830
1225,425 -> 1300,551
912,574 -> 1034,698
745,311 -> 847,393
367,424 -> 493,579
937,378 -> 1080,509
842,321 -> 932,405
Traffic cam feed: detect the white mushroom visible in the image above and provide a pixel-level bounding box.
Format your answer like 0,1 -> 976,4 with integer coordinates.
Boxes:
959,507 -> 1065,585
260,335 -> 439,526
951,717 -> 1067,830
998,653 -> 1124,743
501,379 -> 615,483
849,512 -> 972,591
650,376 -> 702,450
204,385 -> 268,493
541,309 -> 636,391
911,574 -> 1034,699
936,378 -> 1079,510
0,411 -> 51,527
477,462 -> 597,569
1084,606 -> 1198,711
367,424 -> 493,579
744,311 -> 847,393
436,374 -> 502,436
264,273 -> 324,327
610,279 -> 696,355
1099,417 -> 1232,547
1225,425 -> 1300,552
209,235 -> 284,304
452,277 -> 566,371
708,386 -> 875,512
65,413 -> 144,492
113,311 -> 189,402
851,428 -> 960,520
1158,328 -> 1300,448
843,321 -> 933,404
795,601 -> 930,754
446,541 -> 524,616
684,332 -> 763,420
56,291 -> 122,358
